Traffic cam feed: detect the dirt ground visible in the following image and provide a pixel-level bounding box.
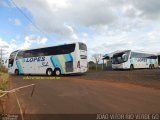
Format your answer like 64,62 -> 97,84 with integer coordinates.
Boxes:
76,69 -> 160,89
2,69 -> 160,119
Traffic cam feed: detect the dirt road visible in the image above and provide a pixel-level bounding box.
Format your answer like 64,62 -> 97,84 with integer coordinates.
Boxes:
5,69 -> 160,115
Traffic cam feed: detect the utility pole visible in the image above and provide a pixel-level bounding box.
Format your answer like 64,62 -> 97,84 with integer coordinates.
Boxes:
0,46 -> 8,65
0,48 -> 3,65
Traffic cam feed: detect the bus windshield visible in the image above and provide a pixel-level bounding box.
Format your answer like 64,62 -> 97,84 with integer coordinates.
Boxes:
112,51 -> 130,64
9,51 -> 18,67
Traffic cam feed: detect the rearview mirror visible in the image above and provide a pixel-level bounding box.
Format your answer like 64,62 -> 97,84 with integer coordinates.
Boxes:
122,54 -> 127,62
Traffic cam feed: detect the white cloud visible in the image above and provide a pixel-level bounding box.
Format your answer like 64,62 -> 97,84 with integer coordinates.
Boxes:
0,38 -> 9,48
65,24 -> 79,41
20,35 -> 48,49
12,0 -> 118,38
131,0 -> 160,19
0,38 -> 16,58
6,0 -> 160,58
10,39 -> 17,49
9,18 -> 22,26
0,35 -> 48,58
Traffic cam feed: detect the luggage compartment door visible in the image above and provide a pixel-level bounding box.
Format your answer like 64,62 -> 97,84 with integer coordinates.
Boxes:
65,61 -> 73,72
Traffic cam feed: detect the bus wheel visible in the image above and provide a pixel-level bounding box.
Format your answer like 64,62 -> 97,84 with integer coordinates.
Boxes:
54,68 -> 61,76
152,64 -> 154,69
15,69 -> 19,75
149,64 -> 152,69
130,65 -> 134,70
46,68 -> 53,76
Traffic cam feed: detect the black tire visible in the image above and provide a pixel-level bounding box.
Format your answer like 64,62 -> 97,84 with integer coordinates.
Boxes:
54,68 -> 61,76
46,68 -> 53,76
149,64 -> 152,69
130,64 -> 134,70
15,69 -> 19,75
152,64 -> 154,69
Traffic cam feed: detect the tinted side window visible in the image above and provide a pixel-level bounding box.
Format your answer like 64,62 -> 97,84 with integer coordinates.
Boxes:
131,52 -> 144,58
16,51 -> 24,59
43,44 -> 76,56
60,44 -> 76,54
150,55 -> 157,59
131,52 -> 138,58
39,48 -> 48,56
79,43 -> 87,50
23,49 -> 43,58
21,44 -> 76,58
131,52 -> 157,59
23,50 -> 34,58
80,55 -> 87,59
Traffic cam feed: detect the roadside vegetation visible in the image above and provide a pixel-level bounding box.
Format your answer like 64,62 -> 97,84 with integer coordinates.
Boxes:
0,64 -> 9,91
0,64 -> 9,113
88,61 -> 104,71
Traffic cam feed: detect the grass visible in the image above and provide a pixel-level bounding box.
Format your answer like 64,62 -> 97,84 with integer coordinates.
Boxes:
0,65 -> 9,113
0,64 -> 9,91
88,64 -> 104,71
0,73 -> 9,91
0,64 -> 8,73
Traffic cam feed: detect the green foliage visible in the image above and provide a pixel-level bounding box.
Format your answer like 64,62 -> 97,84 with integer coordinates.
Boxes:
88,63 -> 104,71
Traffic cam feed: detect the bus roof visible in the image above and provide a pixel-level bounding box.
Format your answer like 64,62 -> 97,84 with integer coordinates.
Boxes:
113,50 -> 158,55
16,42 -> 84,52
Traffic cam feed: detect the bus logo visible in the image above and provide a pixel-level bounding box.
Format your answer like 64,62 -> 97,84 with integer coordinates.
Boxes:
25,56 -> 45,62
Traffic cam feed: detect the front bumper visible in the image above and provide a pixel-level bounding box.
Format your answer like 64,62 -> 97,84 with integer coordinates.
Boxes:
112,63 -> 129,69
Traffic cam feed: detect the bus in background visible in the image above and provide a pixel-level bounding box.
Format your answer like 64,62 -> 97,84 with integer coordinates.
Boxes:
112,50 -> 158,70
158,53 -> 160,68
8,42 -> 87,76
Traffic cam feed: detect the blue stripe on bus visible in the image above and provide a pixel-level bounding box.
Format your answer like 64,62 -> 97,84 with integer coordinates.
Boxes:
130,58 -> 134,64
50,57 -> 56,68
16,61 -> 23,74
64,54 -> 73,62
50,56 -> 65,74
150,59 -> 153,64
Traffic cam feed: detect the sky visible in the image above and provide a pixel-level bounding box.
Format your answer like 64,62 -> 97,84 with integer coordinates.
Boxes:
0,0 -> 160,60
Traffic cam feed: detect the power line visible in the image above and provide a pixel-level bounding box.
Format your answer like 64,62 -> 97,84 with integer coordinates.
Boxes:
9,0 -> 48,37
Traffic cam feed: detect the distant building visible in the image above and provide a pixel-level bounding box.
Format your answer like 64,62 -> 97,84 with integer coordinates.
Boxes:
102,53 -> 112,70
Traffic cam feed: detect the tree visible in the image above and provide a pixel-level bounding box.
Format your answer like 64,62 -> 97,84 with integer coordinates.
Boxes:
92,54 -> 102,70
88,61 -> 95,70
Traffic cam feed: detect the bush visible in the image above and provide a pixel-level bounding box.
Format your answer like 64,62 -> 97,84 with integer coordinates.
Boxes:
88,64 -> 104,71
0,64 -> 8,73
0,72 -> 9,90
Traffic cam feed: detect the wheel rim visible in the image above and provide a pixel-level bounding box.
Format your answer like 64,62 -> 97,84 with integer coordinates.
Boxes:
149,65 -> 152,69
48,70 -> 52,76
56,70 -> 60,76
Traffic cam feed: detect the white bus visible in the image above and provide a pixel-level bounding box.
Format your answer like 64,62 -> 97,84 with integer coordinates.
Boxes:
112,50 -> 158,70
8,42 -> 87,76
